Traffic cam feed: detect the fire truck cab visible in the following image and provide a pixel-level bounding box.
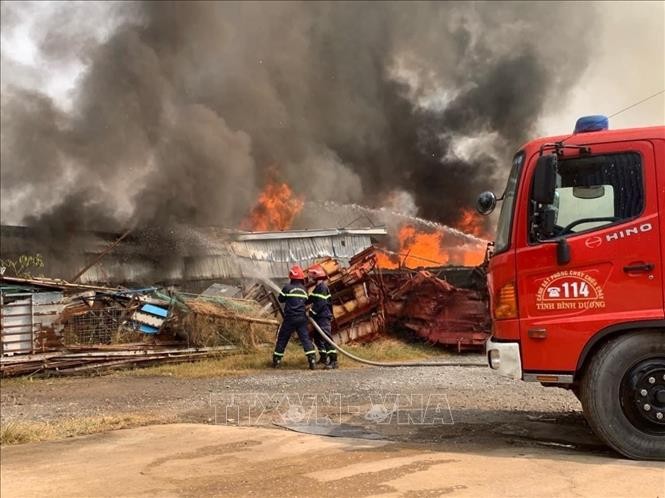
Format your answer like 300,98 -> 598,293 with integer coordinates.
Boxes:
477,117 -> 665,460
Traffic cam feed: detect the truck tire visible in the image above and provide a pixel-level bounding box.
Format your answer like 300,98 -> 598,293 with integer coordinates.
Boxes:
580,330 -> 665,460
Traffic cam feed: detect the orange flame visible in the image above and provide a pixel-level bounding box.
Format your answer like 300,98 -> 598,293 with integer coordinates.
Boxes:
461,246 -> 485,266
456,208 -> 488,238
377,222 -> 487,269
242,178 -> 304,231
377,225 -> 449,269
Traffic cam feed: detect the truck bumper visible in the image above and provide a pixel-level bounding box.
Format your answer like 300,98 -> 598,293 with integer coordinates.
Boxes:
485,338 -> 522,380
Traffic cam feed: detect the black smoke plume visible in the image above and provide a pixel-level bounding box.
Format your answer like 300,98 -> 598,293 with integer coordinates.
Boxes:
1,1 -> 596,237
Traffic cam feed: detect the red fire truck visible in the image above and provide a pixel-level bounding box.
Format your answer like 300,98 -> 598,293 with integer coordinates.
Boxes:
476,116 -> 664,460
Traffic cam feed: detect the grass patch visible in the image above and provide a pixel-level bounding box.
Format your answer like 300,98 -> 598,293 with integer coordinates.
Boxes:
118,337 -> 447,378
117,347 -> 301,378
0,413 -> 174,446
343,338 -> 448,362
1,376 -> 45,388
1,339 -> 449,381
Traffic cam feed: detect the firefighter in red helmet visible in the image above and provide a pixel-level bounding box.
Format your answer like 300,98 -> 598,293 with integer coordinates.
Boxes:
307,264 -> 337,369
272,265 -> 317,369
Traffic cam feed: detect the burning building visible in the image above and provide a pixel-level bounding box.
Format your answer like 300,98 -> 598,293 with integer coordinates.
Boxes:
0,224 -> 387,287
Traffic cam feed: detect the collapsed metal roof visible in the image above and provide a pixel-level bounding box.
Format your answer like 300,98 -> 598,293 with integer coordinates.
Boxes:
232,227 -> 388,240
0,225 -> 387,285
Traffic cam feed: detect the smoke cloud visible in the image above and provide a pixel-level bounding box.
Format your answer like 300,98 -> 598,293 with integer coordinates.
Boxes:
2,1 -> 599,236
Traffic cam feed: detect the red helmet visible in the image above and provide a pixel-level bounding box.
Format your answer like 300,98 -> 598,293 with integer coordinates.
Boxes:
307,264 -> 327,280
289,265 -> 305,280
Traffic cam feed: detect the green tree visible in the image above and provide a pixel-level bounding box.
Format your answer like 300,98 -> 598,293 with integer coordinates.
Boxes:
0,254 -> 45,278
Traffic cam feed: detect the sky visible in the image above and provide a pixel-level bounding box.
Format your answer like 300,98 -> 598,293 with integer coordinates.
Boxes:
537,1 -> 664,133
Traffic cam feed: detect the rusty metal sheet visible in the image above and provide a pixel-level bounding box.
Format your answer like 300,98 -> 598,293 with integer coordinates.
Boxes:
320,247 -> 490,350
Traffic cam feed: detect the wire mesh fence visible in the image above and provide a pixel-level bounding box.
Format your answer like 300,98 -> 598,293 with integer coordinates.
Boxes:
62,303 -> 141,345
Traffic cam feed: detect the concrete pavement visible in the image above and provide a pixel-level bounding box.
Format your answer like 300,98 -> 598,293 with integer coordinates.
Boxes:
1,424 -> 663,497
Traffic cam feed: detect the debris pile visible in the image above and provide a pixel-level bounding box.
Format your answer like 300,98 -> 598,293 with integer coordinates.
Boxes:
1,243 -> 490,377
172,297 -> 277,349
0,345 -> 237,377
381,267 -> 489,350
0,276 -> 278,377
316,247 -> 490,350
320,248 -> 385,343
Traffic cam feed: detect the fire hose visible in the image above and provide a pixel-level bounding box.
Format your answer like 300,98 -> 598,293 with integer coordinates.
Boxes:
257,276 -> 485,368
307,316 -> 485,368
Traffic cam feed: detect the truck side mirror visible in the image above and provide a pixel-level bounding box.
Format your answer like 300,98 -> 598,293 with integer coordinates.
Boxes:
532,155 -> 558,205
476,191 -> 497,215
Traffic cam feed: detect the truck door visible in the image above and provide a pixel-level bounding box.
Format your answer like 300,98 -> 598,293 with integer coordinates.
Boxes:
515,140 -> 663,372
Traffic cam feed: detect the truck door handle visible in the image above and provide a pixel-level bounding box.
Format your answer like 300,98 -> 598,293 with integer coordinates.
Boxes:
623,262 -> 655,273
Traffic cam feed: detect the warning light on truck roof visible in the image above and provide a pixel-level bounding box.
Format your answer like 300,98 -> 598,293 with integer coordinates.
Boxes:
574,115 -> 609,134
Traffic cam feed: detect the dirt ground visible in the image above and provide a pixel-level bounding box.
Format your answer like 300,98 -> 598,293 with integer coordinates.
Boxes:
2,357 -> 664,496
2,424 -> 664,498
2,357 -> 590,448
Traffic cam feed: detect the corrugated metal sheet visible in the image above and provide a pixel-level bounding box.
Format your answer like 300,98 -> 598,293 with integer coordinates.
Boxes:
1,225 -> 386,283
230,234 -> 370,261
1,290 -> 67,356
183,233 -> 374,280
1,294 -> 34,354
234,227 -> 387,240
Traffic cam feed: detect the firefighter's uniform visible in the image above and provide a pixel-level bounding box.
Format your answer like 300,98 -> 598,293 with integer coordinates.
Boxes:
273,282 -> 317,368
308,281 -> 337,368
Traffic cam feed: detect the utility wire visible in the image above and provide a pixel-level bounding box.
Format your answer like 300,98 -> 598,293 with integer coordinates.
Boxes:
608,89 -> 664,119
559,89 -> 664,146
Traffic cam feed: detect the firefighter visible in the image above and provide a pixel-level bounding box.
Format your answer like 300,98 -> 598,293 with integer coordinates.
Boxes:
307,264 -> 337,369
273,265 -> 317,370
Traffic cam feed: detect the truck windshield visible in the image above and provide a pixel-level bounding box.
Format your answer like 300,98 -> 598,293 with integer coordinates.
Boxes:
494,152 -> 524,253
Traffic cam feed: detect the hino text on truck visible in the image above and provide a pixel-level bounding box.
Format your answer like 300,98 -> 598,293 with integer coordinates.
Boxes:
476,115 -> 665,460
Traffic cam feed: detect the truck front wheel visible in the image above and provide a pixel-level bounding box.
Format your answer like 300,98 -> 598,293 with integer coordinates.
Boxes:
580,330 -> 665,460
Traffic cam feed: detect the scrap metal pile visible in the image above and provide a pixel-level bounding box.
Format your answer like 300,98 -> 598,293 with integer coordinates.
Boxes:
314,247 -> 490,350
0,276 -> 277,377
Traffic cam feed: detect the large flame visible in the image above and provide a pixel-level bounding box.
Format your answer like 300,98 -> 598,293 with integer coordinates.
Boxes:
377,221 -> 486,269
376,225 -> 449,269
242,178 -> 304,231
